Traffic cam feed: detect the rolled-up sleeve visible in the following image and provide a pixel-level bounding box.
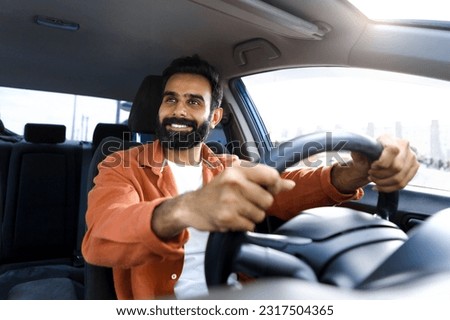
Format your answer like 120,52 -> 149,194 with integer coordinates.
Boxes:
267,165 -> 363,221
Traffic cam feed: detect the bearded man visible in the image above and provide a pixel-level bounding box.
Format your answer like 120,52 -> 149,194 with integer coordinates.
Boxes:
82,55 -> 419,300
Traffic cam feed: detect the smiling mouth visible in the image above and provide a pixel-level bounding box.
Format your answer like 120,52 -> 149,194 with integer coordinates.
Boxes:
167,123 -> 193,132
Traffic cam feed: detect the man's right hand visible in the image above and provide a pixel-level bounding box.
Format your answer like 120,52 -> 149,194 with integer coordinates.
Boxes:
151,162 -> 295,240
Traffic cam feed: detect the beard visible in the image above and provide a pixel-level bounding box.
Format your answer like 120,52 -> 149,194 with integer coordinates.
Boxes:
156,116 -> 211,150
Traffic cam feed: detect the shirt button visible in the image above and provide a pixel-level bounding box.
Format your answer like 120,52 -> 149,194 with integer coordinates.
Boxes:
171,274 -> 177,280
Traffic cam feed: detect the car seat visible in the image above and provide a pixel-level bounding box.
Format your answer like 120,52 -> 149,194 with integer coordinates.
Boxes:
0,123 -> 85,299
84,75 -> 163,299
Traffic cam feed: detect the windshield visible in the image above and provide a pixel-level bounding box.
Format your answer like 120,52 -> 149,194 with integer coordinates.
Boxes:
347,0 -> 450,23
242,67 -> 450,193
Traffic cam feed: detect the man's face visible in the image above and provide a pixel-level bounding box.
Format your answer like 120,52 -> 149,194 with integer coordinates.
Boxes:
157,73 -> 221,149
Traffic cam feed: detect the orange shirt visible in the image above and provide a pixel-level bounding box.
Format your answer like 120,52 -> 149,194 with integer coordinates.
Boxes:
82,140 -> 362,299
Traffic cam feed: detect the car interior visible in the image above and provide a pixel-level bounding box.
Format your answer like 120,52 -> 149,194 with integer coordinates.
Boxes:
1,0 -> 450,300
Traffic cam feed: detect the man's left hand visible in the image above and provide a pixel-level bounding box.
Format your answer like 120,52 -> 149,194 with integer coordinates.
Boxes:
331,135 -> 419,194
367,135 -> 420,193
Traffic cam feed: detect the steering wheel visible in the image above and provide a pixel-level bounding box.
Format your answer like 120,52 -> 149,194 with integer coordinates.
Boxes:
204,131 -> 399,287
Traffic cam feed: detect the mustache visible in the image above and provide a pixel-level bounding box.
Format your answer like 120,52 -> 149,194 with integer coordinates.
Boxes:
161,117 -> 198,130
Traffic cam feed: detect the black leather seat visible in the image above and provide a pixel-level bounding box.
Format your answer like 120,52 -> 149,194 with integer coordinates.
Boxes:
0,120 -> 15,223
84,75 -> 163,299
0,123 -> 86,299
91,123 -> 131,151
1,124 -> 81,264
84,137 -> 139,299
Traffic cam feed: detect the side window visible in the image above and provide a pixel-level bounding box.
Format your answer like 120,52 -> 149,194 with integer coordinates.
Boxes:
0,86 -> 130,141
242,67 -> 450,192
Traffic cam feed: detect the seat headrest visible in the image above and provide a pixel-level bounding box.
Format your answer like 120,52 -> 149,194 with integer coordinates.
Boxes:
24,123 -> 66,143
0,119 -> 5,132
92,123 -> 131,149
128,75 -> 163,134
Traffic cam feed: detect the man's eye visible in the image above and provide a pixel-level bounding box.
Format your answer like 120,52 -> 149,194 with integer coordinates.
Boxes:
165,97 -> 176,103
188,99 -> 200,105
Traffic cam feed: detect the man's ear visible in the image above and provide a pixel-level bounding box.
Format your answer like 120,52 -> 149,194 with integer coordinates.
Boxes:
210,107 -> 223,128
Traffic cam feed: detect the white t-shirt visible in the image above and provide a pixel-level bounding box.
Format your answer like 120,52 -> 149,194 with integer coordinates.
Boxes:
167,160 -> 210,299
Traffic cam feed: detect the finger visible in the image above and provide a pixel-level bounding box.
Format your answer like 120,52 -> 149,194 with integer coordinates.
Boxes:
237,196 -> 269,223
371,145 -> 400,170
218,167 -> 276,210
212,198 -> 266,232
215,216 -> 256,233
371,160 -> 419,193
369,136 -> 408,180
350,151 -> 369,165
370,140 -> 417,180
372,135 -> 415,170
368,159 -> 403,179
241,162 -> 279,186
266,178 -> 296,195
370,173 -> 406,192
236,177 -> 276,210
371,151 -> 419,192
239,162 -> 295,195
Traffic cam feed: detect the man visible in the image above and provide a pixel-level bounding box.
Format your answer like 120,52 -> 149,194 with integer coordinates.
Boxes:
82,56 -> 419,300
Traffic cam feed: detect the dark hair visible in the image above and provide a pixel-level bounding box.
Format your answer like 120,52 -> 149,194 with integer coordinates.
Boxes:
162,55 -> 223,110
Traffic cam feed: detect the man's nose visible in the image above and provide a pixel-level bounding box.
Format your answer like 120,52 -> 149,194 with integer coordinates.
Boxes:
172,102 -> 187,117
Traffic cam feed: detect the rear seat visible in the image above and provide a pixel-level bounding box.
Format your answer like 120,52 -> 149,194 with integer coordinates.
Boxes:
0,140 -> 14,222
0,122 -> 132,299
1,123 -> 84,264
0,123 -> 90,299
0,119 -> 21,225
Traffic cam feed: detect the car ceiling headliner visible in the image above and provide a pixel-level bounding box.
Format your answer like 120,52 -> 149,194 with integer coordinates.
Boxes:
1,0 -> 449,101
